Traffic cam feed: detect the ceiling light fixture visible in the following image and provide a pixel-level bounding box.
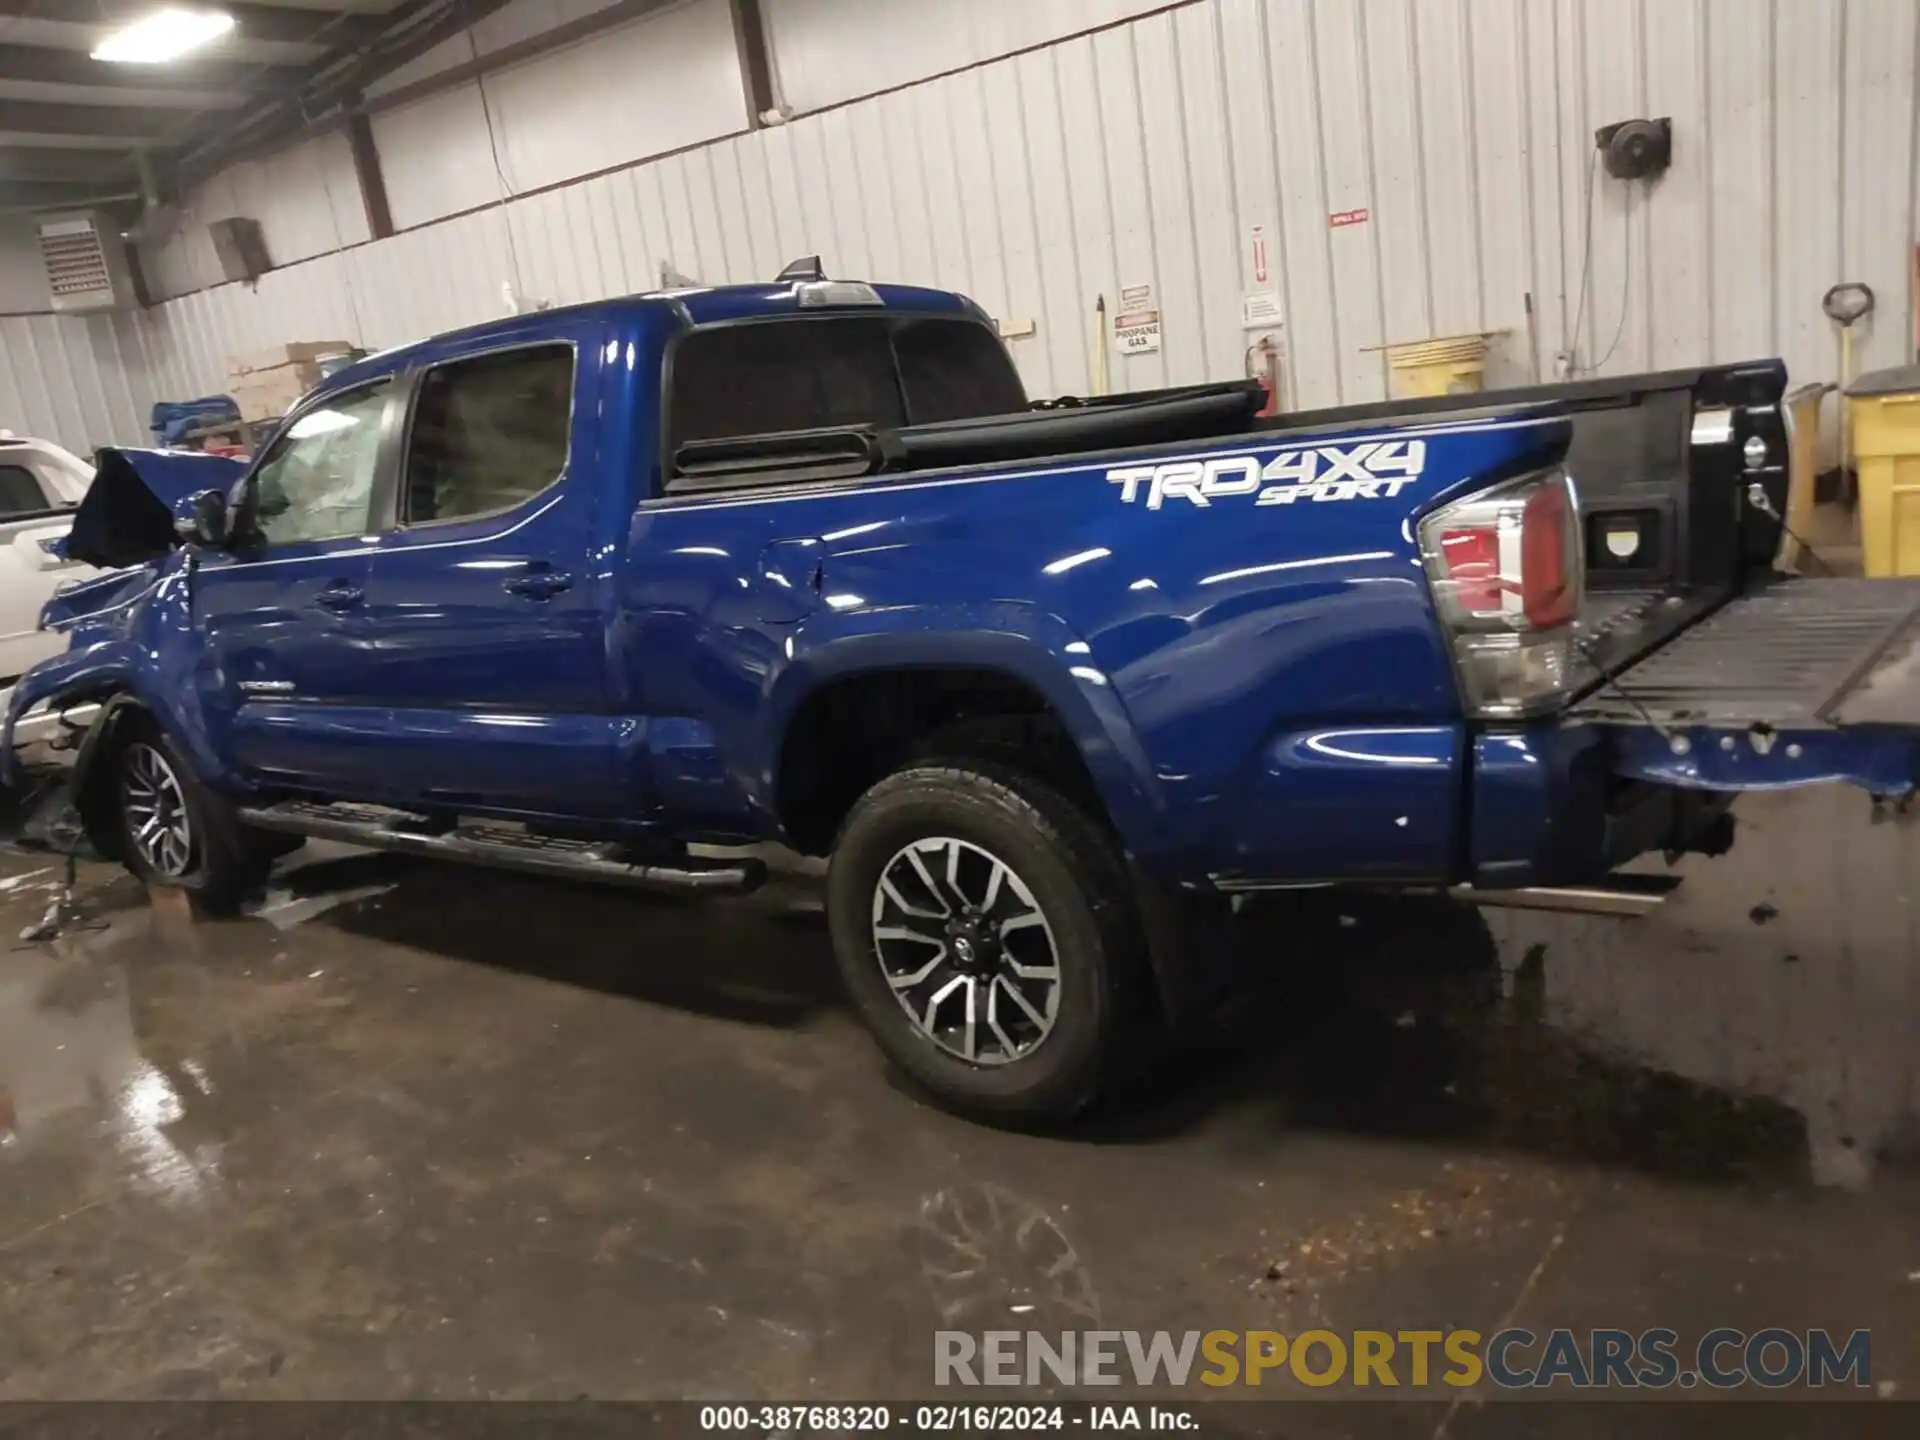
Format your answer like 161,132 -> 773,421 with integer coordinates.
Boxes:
92,7 -> 237,64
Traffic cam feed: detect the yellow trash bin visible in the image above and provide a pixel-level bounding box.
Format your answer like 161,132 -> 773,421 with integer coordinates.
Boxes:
1847,363 -> 1920,578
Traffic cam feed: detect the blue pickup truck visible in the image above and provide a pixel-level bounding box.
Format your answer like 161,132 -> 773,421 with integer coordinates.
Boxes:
8,264 -> 1920,1120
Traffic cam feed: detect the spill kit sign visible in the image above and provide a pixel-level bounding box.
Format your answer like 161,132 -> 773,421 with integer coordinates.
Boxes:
1114,283 -> 1162,355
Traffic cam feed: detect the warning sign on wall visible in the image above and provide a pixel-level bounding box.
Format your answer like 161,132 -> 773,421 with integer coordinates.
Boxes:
1241,292 -> 1283,329
1114,282 -> 1162,354
1329,208 -> 1370,228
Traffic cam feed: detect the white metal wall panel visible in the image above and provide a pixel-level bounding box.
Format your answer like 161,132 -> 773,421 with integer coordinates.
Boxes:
1707,0 -> 1776,366
1642,0 -> 1711,372
484,0 -> 747,201
372,85 -> 501,234
143,132 -> 369,303
1844,0 -> 1919,380
1578,0 -> 1646,379
11,0 -> 1920,463
763,0 -> 1176,115
367,0 -> 636,98
373,0 -> 745,234
1314,0 -> 1389,402
0,219 -> 52,313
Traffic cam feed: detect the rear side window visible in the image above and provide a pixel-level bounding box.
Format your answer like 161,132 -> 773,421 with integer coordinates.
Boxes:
0,464 -> 48,518
404,345 -> 574,524
667,316 -> 1025,451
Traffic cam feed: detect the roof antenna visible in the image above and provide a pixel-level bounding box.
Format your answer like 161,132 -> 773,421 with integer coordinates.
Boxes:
775,256 -> 826,283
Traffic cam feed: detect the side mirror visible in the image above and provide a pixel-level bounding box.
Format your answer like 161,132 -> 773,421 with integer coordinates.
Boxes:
174,488 -> 230,548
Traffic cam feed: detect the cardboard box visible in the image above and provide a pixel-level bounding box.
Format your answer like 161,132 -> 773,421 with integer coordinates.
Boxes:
227,360 -> 324,422
228,340 -> 353,378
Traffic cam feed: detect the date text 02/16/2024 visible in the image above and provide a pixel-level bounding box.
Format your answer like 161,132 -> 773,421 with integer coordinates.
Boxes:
697,1405 -> 1192,1432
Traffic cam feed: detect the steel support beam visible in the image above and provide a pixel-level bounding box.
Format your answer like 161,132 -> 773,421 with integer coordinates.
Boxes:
0,46 -> 272,89
345,104 -> 393,240
0,179 -> 138,210
0,100 -> 186,140
728,0 -> 777,125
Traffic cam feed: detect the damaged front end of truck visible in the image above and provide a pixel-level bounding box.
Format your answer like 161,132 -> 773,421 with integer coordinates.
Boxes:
0,446 -> 247,857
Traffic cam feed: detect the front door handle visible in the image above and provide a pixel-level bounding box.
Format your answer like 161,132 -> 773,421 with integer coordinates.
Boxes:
316,580 -> 364,611
504,567 -> 574,600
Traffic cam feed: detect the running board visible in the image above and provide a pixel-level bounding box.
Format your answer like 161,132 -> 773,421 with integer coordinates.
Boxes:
1449,874 -> 1682,918
238,801 -> 765,895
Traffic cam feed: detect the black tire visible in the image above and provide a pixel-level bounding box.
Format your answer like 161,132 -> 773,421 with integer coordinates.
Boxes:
826,760 -> 1145,1124
111,717 -> 275,913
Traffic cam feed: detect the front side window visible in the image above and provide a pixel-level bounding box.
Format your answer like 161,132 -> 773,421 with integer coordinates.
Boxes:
403,345 -> 574,524
248,383 -> 389,546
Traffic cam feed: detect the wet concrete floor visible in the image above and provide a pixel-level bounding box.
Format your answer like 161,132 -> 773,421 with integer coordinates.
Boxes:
0,788 -> 1917,1420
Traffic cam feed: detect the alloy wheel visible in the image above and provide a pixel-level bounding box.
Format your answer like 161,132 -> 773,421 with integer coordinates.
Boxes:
122,742 -> 194,878
870,836 -> 1061,1065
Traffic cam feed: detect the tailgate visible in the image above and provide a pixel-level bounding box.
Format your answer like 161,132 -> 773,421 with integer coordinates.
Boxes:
1573,577 -> 1920,794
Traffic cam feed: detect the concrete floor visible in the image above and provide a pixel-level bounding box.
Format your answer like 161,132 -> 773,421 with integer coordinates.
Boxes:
0,790 -> 1916,1416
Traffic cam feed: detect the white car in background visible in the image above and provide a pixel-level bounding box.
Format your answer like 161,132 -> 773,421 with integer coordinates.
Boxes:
0,433 -> 96,686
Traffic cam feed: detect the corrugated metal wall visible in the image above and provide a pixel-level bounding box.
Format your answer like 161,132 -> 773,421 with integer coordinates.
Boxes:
759,0 -> 1180,113
7,0 -> 1914,456
142,132 -> 370,302
368,0 -> 746,233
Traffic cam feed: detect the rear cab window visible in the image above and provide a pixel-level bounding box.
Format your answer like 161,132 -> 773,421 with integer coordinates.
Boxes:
664,315 -> 1026,488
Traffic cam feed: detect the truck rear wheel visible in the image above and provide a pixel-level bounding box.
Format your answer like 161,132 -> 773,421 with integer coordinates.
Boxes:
826,761 -> 1142,1124
111,720 -> 275,913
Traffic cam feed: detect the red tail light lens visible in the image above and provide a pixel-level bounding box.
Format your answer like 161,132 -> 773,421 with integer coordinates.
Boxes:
1520,481 -> 1575,627
1438,527 -> 1506,614
1419,467 -> 1583,719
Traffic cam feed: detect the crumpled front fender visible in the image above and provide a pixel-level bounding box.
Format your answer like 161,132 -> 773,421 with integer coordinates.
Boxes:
0,640 -> 144,784
2,556 -> 225,794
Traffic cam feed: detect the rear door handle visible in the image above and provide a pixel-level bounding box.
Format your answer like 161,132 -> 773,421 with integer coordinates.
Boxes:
316,580 -> 364,611
504,567 -> 574,600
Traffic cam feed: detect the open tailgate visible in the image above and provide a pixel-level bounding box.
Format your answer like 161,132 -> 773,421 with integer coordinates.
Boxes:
1574,577 -> 1920,794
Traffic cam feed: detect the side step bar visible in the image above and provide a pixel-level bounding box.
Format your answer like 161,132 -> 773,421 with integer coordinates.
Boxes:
1450,873 -> 1682,918
238,801 -> 766,896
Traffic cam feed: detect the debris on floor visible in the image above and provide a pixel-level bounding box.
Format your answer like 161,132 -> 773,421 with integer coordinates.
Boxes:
243,882 -> 396,932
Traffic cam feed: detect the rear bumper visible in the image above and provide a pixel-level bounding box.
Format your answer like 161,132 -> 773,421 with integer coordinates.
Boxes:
1468,722 -> 1735,888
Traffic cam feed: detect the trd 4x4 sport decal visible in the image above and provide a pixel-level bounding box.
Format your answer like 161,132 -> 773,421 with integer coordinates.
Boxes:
1107,440 -> 1427,510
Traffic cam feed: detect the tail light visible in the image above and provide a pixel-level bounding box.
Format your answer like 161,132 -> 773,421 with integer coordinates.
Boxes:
1419,467 -> 1583,719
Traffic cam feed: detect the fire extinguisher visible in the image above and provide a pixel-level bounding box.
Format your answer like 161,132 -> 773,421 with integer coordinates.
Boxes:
1245,335 -> 1281,417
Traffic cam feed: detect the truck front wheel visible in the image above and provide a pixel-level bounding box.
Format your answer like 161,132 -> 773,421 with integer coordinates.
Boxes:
826,761 -> 1143,1124
111,720 -> 276,913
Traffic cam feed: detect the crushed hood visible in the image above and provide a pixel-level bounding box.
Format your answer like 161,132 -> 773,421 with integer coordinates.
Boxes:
66,447 -> 248,570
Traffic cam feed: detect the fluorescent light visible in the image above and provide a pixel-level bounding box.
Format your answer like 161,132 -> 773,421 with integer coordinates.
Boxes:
93,8 -> 236,64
